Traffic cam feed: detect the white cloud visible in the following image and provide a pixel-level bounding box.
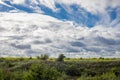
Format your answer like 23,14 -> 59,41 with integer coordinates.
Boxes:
1,0 -> 120,27
11,0 -> 25,4
56,0 -> 120,14
0,0 -> 120,58
2,0 -> 120,13
39,0 -> 58,12
0,13 -> 120,57
13,0 -> 119,27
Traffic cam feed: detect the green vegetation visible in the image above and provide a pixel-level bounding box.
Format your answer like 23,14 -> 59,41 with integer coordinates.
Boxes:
24,63 -> 61,80
56,54 -> 66,62
37,54 -> 49,60
0,57 -> 120,80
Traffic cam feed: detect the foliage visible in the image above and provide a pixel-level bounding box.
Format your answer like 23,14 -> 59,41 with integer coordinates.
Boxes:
57,54 -> 66,62
24,63 -> 61,80
77,72 -> 119,80
29,56 -> 32,60
65,65 -> 82,76
40,54 -> 49,60
0,69 -> 3,80
37,54 -> 49,60
0,57 -> 120,80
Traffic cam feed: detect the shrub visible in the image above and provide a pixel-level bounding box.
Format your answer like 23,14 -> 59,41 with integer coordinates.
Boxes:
99,57 -> 104,60
29,56 -> 32,60
19,57 -> 24,61
36,54 -> 49,60
77,72 -> 119,80
65,65 -> 82,76
36,56 -> 40,59
24,63 -> 62,80
0,69 -> 3,80
57,54 -> 65,62
40,54 -> 49,60
100,72 -> 117,80
85,69 -> 97,77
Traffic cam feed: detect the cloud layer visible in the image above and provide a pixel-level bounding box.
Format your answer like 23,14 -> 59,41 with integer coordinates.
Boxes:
1,0 -> 120,27
2,0 -> 120,13
0,0 -> 120,57
0,13 -> 120,57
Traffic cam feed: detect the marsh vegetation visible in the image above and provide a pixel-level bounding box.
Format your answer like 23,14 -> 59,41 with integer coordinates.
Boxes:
0,55 -> 120,80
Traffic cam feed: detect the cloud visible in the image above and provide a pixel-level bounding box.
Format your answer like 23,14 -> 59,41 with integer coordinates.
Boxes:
11,43 -> 31,49
40,0 -> 58,12
0,0 -> 119,57
0,13 -> 120,57
32,38 -> 52,44
3,0 -> 120,13
70,41 -> 85,47
56,0 -> 120,13
11,0 -> 25,4
1,0 -> 120,27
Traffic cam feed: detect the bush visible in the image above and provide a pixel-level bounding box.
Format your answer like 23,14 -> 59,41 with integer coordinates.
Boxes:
40,54 -> 49,60
100,72 -> 117,80
24,63 -> 62,80
99,57 -> 104,60
65,65 -> 82,76
57,54 -> 65,62
36,56 -> 40,59
77,72 -> 119,80
29,56 -> 32,60
37,54 -> 49,60
0,69 -> 3,80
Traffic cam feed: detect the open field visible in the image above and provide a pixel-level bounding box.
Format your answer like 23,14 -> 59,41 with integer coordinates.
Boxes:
0,57 -> 120,80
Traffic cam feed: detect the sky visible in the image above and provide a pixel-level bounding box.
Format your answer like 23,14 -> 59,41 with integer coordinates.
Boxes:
0,0 -> 120,57
1,0 -> 120,27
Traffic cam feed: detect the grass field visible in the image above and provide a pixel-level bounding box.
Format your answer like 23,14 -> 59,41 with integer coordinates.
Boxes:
0,57 -> 120,80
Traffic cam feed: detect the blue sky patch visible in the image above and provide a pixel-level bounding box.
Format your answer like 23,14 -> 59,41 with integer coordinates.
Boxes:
39,4 -> 100,27
1,1 -> 118,28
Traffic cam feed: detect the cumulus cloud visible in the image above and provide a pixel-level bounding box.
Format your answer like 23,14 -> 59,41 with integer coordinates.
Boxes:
0,0 -> 120,57
2,0 -> 120,13
38,0 -> 120,14
1,0 -> 120,27
11,0 -> 25,4
11,43 -> 31,49
0,13 -> 120,57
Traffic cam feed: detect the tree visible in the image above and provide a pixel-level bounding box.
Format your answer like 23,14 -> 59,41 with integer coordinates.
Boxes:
36,54 -> 49,60
29,56 -> 32,60
40,54 -> 49,60
57,54 -> 66,62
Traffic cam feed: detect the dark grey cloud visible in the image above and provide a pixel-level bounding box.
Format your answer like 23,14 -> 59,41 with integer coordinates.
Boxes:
32,38 -> 52,44
11,43 -> 31,49
70,41 -> 85,47
96,36 -> 120,45
0,27 -> 6,31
